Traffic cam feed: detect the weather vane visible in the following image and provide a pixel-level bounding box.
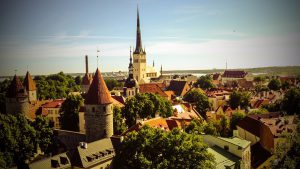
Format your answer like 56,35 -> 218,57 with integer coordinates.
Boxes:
97,47 -> 100,68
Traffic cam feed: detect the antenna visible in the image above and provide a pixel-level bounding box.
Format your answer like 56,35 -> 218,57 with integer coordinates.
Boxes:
226,60 -> 228,70
14,69 -> 17,75
97,47 -> 100,68
26,65 -> 28,72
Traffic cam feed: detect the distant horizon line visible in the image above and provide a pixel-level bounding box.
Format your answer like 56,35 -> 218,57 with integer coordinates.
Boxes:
1,65 -> 299,78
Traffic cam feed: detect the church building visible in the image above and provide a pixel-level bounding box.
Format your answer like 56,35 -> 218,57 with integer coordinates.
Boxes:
132,7 -> 160,84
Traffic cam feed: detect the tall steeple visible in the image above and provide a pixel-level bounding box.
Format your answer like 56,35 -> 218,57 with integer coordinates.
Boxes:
129,46 -> 134,79
134,5 -> 143,54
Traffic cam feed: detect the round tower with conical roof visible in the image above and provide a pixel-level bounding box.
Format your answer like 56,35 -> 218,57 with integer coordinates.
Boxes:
84,68 -> 114,142
23,71 -> 37,102
6,74 -> 29,114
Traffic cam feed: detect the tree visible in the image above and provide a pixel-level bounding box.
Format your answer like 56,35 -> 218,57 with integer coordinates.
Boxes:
113,106 -> 127,135
105,78 -> 123,91
248,108 -> 268,115
0,79 -> 11,113
35,72 -> 81,100
268,78 -> 281,91
230,111 -> 246,131
31,116 -> 53,154
184,88 -> 211,119
255,84 -> 269,93
194,75 -> 215,89
281,87 -> 300,115
229,91 -> 251,110
114,125 -> 216,169
185,118 -> 205,134
122,93 -> 172,127
0,114 -> 36,168
219,116 -> 230,137
74,75 -> 82,85
254,76 -> 266,84
60,95 -> 83,131
262,100 -> 282,112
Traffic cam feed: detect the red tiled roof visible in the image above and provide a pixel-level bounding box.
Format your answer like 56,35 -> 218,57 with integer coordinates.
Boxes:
6,75 -> 28,98
23,71 -> 36,91
212,73 -> 221,80
252,99 -> 269,109
111,95 -> 125,105
42,99 -> 64,108
139,83 -> 168,98
84,68 -> 113,105
81,73 -> 93,85
222,70 -> 247,78
168,80 -> 190,96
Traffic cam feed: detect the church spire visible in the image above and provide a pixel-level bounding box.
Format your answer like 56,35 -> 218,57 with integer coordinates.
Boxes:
129,46 -> 134,78
134,5 -> 143,54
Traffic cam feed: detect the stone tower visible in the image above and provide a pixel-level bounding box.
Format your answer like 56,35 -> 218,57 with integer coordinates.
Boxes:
133,6 -> 147,84
23,71 -> 37,102
81,55 -> 93,93
6,74 -> 29,114
84,68 -> 113,142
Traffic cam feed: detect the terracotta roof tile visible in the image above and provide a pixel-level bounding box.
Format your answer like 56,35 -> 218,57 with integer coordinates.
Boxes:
6,75 -> 28,98
85,68 -> 113,105
222,70 -> 247,78
168,80 -> 190,97
139,83 -> 168,98
23,71 -> 36,91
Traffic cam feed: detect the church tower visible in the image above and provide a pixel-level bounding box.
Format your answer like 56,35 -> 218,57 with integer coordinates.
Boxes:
124,47 -> 139,97
133,6 -> 147,84
6,74 -> 29,114
84,68 -> 113,142
23,71 -> 37,102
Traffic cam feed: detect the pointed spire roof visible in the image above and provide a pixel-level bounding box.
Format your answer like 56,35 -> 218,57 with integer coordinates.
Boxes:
23,71 -> 36,91
85,68 -> 113,105
134,6 -> 143,54
6,75 -> 28,98
81,73 -> 93,85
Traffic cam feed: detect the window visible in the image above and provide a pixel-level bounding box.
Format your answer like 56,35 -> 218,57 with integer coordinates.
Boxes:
103,107 -> 106,112
224,145 -> 229,151
92,107 -> 95,112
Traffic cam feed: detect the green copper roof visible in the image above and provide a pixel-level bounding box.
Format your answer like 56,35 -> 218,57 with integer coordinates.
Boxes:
208,146 -> 240,169
217,137 -> 250,149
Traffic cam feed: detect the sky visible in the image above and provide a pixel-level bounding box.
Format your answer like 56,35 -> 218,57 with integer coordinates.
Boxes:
0,0 -> 300,76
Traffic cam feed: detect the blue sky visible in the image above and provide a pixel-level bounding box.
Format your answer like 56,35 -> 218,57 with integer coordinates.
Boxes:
0,0 -> 300,76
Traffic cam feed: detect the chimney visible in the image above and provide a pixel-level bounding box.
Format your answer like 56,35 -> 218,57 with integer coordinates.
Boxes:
85,55 -> 89,74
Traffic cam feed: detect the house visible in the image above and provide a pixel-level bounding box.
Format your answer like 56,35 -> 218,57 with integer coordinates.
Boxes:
139,83 -> 169,99
203,135 -> 251,169
221,70 -> 253,84
168,80 -> 191,97
237,112 -> 297,168
29,152 -> 71,169
41,99 -> 64,129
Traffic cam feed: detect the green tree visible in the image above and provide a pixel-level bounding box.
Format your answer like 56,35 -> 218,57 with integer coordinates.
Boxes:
230,111 -> 246,131
74,75 -> 82,85
0,79 -> 11,113
0,114 -> 36,168
219,116 -> 230,137
229,91 -> 251,110
255,84 -> 269,92
194,75 -> 215,89
248,108 -> 269,115
35,72 -> 81,100
113,106 -> 127,135
203,121 -> 218,136
105,78 -> 123,91
185,118 -> 205,134
60,95 -> 83,131
114,125 -> 216,169
122,93 -> 172,127
282,87 -> 300,115
31,116 -> 53,154
268,78 -> 281,91
254,76 -> 266,84
184,88 -> 211,119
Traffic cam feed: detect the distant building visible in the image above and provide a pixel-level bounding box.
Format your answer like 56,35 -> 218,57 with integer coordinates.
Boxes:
81,55 -> 93,94
5,74 -> 29,115
132,7 -> 160,84
41,99 -> 64,129
221,70 -> 253,84
84,68 -> 114,142
23,71 -> 37,102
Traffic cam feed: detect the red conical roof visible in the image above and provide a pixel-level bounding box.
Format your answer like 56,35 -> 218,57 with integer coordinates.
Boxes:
84,68 -> 113,105
23,71 -> 36,91
6,75 -> 28,98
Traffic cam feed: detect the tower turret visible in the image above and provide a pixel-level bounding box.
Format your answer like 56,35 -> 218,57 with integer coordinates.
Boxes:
23,71 -> 37,102
84,68 -> 113,142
